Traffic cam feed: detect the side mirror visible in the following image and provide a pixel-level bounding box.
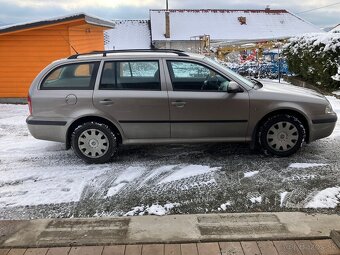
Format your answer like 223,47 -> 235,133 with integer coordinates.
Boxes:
227,81 -> 243,93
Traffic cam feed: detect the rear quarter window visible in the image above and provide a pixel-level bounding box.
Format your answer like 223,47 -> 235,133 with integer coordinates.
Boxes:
41,62 -> 99,90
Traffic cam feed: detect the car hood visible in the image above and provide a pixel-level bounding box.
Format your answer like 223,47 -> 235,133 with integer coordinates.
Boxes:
258,80 -> 326,100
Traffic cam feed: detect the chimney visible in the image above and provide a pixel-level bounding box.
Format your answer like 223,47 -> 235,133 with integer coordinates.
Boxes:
165,0 -> 170,38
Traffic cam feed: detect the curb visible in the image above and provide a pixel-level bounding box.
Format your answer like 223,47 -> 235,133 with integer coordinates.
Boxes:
0,212 -> 339,249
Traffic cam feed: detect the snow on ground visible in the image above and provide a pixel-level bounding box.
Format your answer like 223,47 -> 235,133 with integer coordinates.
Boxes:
158,165 -> 221,184
180,179 -> 216,191
220,202 -> 231,211
250,196 -> 262,204
0,166 -> 106,207
326,96 -> 340,138
138,165 -> 177,187
305,187 -> 340,208
106,166 -> 145,197
243,171 -> 259,178
280,192 -> 288,207
288,163 -> 329,169
124,203 -> 181,216
0,93 -> 340,219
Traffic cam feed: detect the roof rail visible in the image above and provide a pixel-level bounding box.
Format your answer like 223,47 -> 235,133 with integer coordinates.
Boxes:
68,49 -> 190,59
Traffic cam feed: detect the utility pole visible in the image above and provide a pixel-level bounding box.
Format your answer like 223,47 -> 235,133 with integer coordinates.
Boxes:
164,0 -> 170,39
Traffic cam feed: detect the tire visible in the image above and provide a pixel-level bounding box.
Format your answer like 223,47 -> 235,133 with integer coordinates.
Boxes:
71,121 -> 118,164
259,114 -> 306,157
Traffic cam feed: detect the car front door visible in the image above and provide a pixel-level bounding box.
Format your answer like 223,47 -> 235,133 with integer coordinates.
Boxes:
165,60 -> 249,140
93,59 -> 170,140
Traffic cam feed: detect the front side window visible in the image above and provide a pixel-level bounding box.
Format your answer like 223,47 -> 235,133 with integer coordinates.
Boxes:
100,61 -> 160,90
167,61 -> 230,91
41,62 -> 98,90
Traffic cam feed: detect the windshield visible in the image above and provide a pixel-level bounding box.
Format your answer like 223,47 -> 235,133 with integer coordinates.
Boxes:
204,57 -> 254,88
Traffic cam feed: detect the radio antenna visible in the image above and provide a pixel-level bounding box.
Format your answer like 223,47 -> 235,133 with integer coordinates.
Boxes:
58,31 -> 79,54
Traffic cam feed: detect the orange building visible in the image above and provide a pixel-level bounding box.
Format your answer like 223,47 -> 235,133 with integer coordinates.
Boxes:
0,13 -> 114,98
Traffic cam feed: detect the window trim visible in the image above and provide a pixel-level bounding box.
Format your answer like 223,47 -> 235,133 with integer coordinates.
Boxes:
166,59 -> 231,92
40,62 -> 100,90
99,60 -> 161,91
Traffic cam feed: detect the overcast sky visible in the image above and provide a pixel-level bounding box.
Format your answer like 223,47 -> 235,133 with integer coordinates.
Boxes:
0,0 -> 339,28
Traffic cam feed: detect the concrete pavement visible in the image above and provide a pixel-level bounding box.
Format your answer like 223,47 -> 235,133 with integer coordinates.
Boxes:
1,212 -> 340,248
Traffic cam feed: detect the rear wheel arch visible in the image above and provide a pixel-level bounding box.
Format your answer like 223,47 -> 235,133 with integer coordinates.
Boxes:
252,109 -> 310,147
66,116 -> 122,149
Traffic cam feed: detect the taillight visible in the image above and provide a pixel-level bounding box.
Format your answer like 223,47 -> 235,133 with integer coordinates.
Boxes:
28,94 -> 32,115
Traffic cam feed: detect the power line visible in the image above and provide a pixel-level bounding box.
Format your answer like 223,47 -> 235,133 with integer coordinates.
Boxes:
297,1 -> 340,14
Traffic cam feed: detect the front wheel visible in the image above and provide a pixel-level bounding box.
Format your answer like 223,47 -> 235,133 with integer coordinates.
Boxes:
259,114 -> 306,157
71,122 -> 118,164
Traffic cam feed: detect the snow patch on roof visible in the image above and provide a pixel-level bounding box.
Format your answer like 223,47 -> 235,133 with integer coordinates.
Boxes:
150,9 -> 322,41
330,24 -> 340,33
105,20 -> 151,50
0,13 -> 114,33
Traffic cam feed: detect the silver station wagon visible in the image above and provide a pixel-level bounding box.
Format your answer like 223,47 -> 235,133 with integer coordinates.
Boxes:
27,49 -> 337,163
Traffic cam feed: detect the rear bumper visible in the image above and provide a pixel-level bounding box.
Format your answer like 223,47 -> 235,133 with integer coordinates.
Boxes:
309,114 -> 337,142
26,116 -> 68,143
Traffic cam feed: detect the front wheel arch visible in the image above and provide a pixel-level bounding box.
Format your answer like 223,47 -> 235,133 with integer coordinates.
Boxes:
251,109 -> 310,149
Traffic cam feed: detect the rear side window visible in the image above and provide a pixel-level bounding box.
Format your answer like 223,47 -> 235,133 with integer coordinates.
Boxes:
100,61 -> 160,90
41,62 -> 99,90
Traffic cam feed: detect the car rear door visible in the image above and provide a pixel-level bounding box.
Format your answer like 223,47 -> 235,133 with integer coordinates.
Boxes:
165,59 -> 249,140
93,59 -> 170,140
33,61 -> 99,122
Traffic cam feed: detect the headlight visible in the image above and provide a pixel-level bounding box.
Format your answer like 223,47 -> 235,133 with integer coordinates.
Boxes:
325,103 -> 333,114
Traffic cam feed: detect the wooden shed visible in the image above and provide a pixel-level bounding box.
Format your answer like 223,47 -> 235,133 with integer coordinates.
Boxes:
0,13 -> 114,98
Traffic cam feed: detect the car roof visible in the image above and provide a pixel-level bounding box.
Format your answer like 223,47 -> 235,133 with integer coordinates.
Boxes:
60,49 -> 204,62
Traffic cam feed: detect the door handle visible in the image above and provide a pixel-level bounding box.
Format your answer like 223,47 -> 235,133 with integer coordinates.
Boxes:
99,99 -> 114,105
171,101 -> 187,108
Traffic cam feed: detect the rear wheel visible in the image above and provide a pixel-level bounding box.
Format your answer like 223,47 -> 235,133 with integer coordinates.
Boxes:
259,114 -> 306,157
71,122 -> 118,164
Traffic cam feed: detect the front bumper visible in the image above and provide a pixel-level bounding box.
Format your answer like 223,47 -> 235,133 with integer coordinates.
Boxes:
309,114 -> 337,142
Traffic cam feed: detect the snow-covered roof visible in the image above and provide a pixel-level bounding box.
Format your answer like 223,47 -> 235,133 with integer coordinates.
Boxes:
150,9 -> 322,42
0,13 -> 114,35
330,24 -> 340,33
104,20 -> 151,50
